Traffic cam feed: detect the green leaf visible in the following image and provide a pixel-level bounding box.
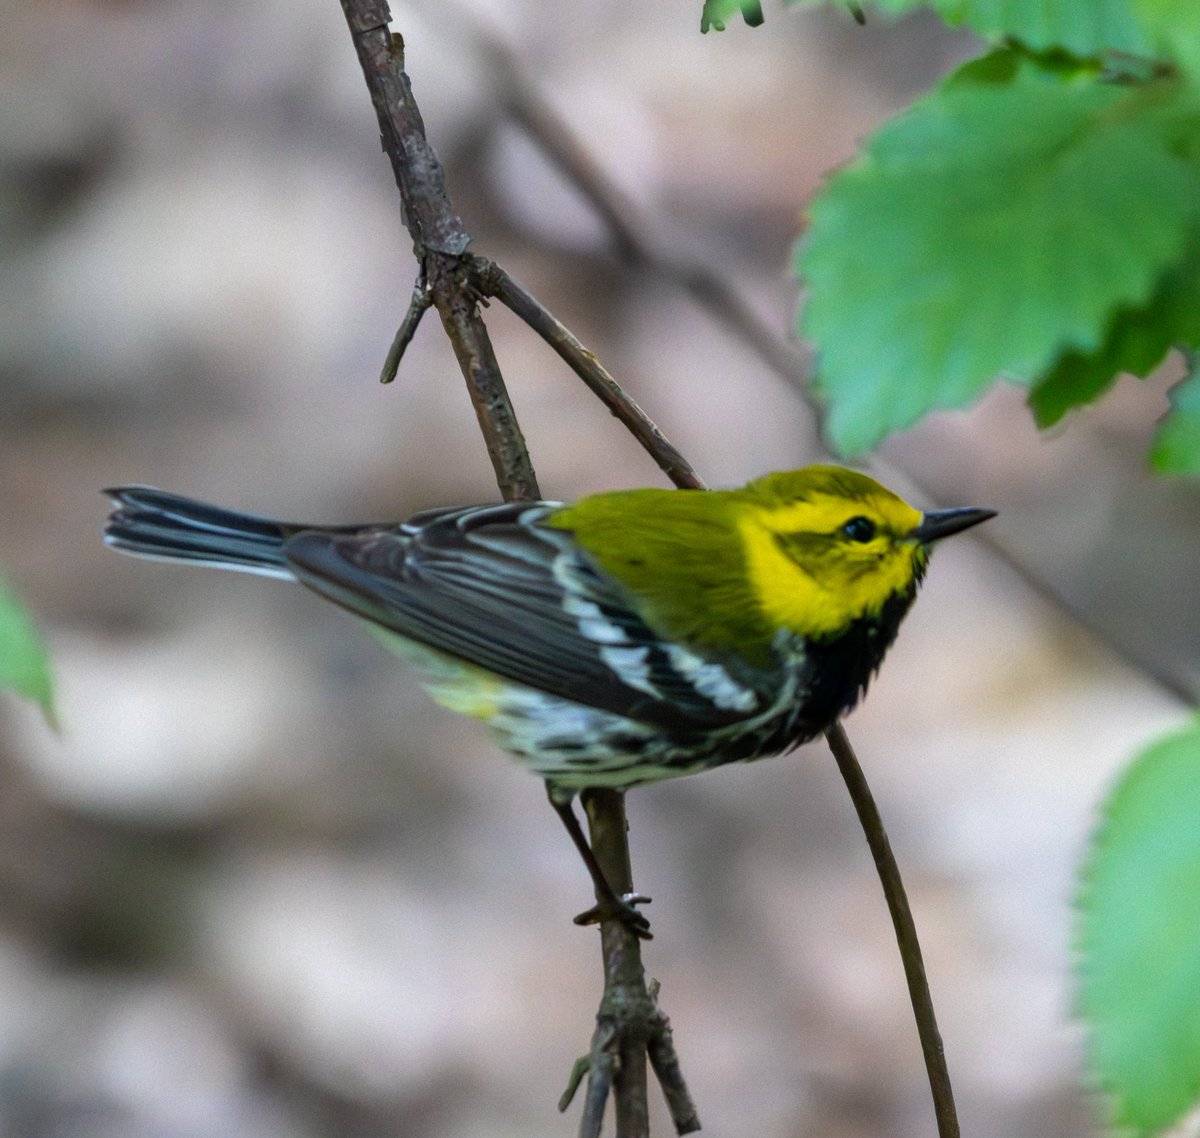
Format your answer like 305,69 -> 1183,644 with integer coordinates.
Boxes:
945,0 -> 1150,57
798,54 -> 1200,454
701,0 -> 765,32
789,0 -> 1151,58
1077,717 -> 1200,1135
1133,0 -> 1200,77
1151,359 -> 1200,475
1029,232 -> 1200,427
0,575 -> 56,728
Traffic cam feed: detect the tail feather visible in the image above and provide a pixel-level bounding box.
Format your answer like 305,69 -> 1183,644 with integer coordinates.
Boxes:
103,487 -> 295,579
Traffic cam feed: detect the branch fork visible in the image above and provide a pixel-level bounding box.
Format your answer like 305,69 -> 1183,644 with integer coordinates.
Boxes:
337,2 -> 958,1134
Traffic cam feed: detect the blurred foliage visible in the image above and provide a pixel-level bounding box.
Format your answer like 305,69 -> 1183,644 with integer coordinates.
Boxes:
799,46 -> 1200,456
700,0 -> 766,32
1150,357 -> 1200,475
781,2 -> 1200,471
791,0 -> 1200,63
1077,717 -> 1200,1136
0,573 -> 56,728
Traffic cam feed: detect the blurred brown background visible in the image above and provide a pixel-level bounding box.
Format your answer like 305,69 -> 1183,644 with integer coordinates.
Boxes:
1,2 -> 1197,1136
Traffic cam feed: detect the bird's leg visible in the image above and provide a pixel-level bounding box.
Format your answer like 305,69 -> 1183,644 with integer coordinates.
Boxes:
546,785 -> 652,939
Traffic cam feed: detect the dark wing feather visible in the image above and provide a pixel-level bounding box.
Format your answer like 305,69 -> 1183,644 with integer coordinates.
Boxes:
281,503 -> 750,729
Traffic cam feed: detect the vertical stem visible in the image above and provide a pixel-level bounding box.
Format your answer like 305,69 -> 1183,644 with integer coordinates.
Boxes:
427,254 -> 541,502
582,788 -> 651,1138
825,722 -> 959,1138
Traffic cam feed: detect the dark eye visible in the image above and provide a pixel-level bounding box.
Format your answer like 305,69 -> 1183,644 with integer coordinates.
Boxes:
842,516 -> 876,543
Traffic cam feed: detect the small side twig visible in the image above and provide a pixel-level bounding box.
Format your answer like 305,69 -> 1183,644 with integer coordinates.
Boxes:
380,270 -> 432,383
573,1021 -> 618,1138
341,0 -> 538,502
645,980 -> 701,1133
824,722 -> 959,1138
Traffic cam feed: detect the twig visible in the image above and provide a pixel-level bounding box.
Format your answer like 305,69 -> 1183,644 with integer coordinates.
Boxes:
337,3 -> 698,1132
380,270 -> 431,383
346,12 -> 705,494
645,980 -> 702,1133
341,3 -> 468,256
481,261 -> 707,492
971,528 -> 1197,707
340,0 -> 538,502
579,790 -> 701,1137
580,788 -> 650,1137
824,722 -> 959,1138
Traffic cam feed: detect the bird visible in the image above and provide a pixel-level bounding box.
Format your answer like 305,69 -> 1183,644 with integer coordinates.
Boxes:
103,466 -> 994,937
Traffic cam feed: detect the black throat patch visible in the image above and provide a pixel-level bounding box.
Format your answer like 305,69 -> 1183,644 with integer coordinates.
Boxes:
799,585 -> 918,731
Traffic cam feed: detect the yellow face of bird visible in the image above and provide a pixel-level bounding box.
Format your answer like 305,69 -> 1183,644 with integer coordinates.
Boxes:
736,467 -> 928,641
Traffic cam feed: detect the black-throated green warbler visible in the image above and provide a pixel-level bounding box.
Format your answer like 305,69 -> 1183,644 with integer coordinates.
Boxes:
104,466 -> 993,935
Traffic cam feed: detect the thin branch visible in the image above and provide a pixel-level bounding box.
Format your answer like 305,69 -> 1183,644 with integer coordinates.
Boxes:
342,2 -> 469,257
971,528 -> 1197,707
430,252 -> 541,502
340,0 -> 538,502
645,980 -> 702,1134
824,722 -> 959,1138
346,7 -> 703,496
581,788 -> 650,1138
481,260 -> 707,492
580,789 -> 701,1137
338,4 -> 697,1133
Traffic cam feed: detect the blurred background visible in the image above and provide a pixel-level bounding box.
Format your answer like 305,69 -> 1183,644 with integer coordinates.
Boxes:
1,1 -> 1197,1135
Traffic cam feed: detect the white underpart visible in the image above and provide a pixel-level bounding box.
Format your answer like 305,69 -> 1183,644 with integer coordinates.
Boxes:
488,685 -> 658,754
664,644 -> 758,711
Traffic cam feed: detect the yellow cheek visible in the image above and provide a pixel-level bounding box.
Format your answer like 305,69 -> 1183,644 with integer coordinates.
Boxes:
738,520 -> 921,639
864,547 -> 925,605
737,517 -> 847,638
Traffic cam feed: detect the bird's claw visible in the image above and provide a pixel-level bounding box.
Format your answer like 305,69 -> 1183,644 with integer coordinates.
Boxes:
573,892 -> 653,939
